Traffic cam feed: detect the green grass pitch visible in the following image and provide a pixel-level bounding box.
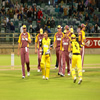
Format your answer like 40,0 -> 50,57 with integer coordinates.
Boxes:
0,54 -> 100,100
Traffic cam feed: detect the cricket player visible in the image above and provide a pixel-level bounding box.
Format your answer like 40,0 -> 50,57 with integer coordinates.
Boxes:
35,28 -> 44,72
54,25 -> 64,72
78,24 -> 86,72
60,30 -> 71,76
64,25 -> 71,37
40,31 -> 53,80
18,25 -> 31,79
70,34 -> 82,84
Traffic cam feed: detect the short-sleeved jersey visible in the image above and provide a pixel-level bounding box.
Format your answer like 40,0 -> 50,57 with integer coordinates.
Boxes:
60,36 -> 71,52
54,32 -> 64,49
78,30 -> 85,46
18,32 -> 31,48
35,33 -> 44,49
67,31 -> 71,37
41,37 -> 52,55
71,41 -> 81,54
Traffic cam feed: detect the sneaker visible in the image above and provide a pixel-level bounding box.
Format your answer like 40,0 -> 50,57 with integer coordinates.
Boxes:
60,74 -> 65,77
46,77 -> 49,80
22,76 -> 25,79
27,72 -> 30,77
82,70 -> 85,72
55,67 -> 58,69
37,69 -> 41,72
73,77 -> 76,83
58,72 -> 61,75
78,79 -> 82,85
68,72 -> 70,76
42,76 -> 45,79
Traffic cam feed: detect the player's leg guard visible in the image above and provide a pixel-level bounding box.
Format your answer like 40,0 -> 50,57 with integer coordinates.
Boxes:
40,55 -> 45,76
71,68 -> 76,79
46,56 -> 50,78
78,68 -> 82,80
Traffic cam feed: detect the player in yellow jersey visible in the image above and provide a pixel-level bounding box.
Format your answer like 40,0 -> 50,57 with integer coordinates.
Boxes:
69,34 -> 82,84
40,31 -> 53,80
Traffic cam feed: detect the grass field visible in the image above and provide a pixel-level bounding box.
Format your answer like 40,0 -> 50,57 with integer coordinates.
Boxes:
0,54 -> 100,100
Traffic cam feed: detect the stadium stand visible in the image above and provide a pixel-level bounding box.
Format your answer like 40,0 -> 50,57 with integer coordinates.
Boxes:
0,0 -> 100,38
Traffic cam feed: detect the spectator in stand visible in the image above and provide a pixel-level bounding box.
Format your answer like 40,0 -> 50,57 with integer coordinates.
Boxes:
9,7 -> 14,19
85,13 -> 90,21
21,0 -> 25,5
27,7 -> 32,18
59,5 -> 63,13
47,17 -> 51,28
24,4 -> 28,15
90,25 -> 95,33
14,12 -> 18,20
29,25 -> 34,34
44,24 -> 51,34
2,0 -> 5,6
93,14 -> 97,22
5,0 -> 10,8
14,1 -> 20,9
55,5 -> 59,13
6,8 -> 9,16
77,2 -> 81,12
10,22 -> 15,33
95,24 -> 98,33
1,6 -> 5,15
11,2 -> 14,8
78,12 -> 83,21
68,6 -> 72,18
50,17 -> 55,28
17,11 -> 22,20
40,16 -> 46,27
37,8 -> 43,20
15,7 -> 19,14
33,7 -> 37,20
86,22 -> 90,33
19,4 -> 24,14
20,23 -> 23,33
80,1 -> 85,13
35,24 -> 41,33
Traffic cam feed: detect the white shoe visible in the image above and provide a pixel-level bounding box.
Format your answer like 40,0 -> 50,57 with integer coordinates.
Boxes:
73,77 -> 76,83
55,67 -> 58,69
27,72 -> 30,77
60,74 -> 65,77
68,72 -> 70,76
82,70 -> 85,72
66,67 -> 67,69
42,76 -> 45,79
46,77 -> 49,80
22,76 -> 25,79
37,69 -> 41,72
78,79 -> 82,85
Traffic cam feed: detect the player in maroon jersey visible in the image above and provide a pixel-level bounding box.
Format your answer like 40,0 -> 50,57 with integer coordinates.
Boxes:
18,25 -> 31,79
35,28 -> 44,72
54,25 -> 64,75
60,30 -> 71,76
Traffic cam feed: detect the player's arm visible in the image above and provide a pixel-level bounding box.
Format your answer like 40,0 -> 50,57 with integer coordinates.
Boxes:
53,34 -> 56,50
18,34 -> 21,56
60,39 -> 63,51
27,33 -> 31,43
35,35 -> 38,53
69,41 -> 73,59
